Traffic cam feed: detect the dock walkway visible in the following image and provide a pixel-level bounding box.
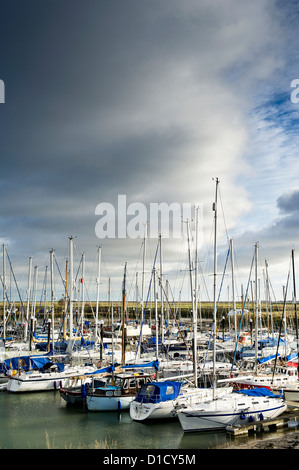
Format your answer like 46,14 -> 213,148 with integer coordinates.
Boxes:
226,405 -> 299,437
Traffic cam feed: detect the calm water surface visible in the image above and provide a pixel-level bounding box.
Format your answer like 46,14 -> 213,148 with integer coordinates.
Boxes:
1,389 -> 294,450
0,389 -> 235,449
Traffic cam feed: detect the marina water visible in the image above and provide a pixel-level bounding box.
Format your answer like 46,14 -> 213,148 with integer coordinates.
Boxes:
0,389 -> 294,449
0,389 -> 231,449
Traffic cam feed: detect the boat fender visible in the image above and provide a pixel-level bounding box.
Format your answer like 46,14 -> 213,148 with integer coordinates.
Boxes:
54,381 -> 57,390
118,400 -> 121,411
240,412 -> 246,420
259,413 -> 264,421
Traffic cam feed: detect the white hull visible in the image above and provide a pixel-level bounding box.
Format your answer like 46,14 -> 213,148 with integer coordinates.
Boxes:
7,365 -> 96,393
130,387 -> 232,421
86,394 -> 135,411
177,392 -> 287,432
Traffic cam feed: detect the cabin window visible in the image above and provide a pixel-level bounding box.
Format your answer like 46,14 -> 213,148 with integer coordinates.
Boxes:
129,379 -> 136,388
139,385 -> 155,397
166,386 -> 174,395
137,378 -> 145,387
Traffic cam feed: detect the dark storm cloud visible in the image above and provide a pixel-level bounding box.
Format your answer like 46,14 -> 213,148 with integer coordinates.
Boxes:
277,190 -> 299,215
0,0 -> 297,300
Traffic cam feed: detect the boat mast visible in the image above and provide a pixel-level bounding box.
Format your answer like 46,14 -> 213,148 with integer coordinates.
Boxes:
63,259 -> 68,340
80,252 -> 85,334
31,265 -> 38,326
50,249 -> 55,351
230,239 -> 237,345
292,249 -> 299,370
2,244 -> 6,342
69,237 -> 74,345
159,233 -> 164,344
194,206 -> 200,333
24,256 -> 32,342
122,262 -> 127,365
140,224 -> 147,351
154,267 -> 159,361
95,246 -> 101,344
254,242 -> 259,374
187,219 -> 197,387
212,177 -> 219,400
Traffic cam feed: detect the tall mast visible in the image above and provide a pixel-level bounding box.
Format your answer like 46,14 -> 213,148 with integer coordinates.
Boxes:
108,278 -> 111,327
187,219 -> 197,387
95,246 -> 101,344
24,256 -> 32,342
141,223 -> 147,328
63,259 -> 68,340
31,266 -> 38,322
2,244 -> 6,341
194,206 -> 199,333
69,237 -> 74,344
81,253 -> 85,333
43,266 -> 48,322
230,239 -> 237,344
265,259 -> 274,341
159,234 -> 164,344
122,262 -> 127,365
154,268 -> 159,361
50,249 -> 55,350
292,249 -> 298,367
212,177 -> 219,400
255,242 -> 259,373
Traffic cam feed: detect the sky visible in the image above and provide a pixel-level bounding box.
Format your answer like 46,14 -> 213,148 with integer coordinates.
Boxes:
1,0 -> 299,309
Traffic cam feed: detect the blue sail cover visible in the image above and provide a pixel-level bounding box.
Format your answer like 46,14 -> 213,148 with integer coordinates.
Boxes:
258,354 -> 281,364
122,360 -> 159,370
0,355 -> 53,374
235,387 -> 282,398
135,381 -> 182,404
87,365 -> 115,375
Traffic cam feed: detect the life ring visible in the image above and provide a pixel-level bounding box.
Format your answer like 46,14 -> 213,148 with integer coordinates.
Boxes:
96,361 -> 102,368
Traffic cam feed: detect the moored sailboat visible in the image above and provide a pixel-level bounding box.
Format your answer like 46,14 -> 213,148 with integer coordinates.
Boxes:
177,387 -> 286,432
177,179 -> 288,433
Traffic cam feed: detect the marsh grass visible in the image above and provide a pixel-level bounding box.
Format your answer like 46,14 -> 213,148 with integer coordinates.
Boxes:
45,431 -> 118,449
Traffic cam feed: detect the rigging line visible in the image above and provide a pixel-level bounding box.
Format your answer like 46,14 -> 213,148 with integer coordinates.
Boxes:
37,267 -> 48,318
0,273 -> 15,326
73,242 -> 83,285
218,185 -> 230,245
54,255 -> 66,288
203,245 -> 231,370
5,250 -> 25,318
156,272 -> 192,357
134,239 -> 160,360
231,246 -> 255,372
126,241 -> 143,301
272,256 -> 292,383
267,267 -> 286,329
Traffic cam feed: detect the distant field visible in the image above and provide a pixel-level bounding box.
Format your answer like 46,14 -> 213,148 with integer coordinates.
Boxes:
1,299 -> 296,325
